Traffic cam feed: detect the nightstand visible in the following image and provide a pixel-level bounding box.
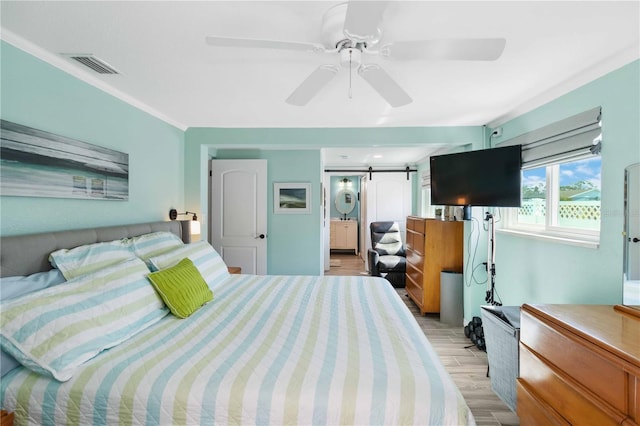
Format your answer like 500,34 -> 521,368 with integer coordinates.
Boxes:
1,410 -> 14,426
227,266 -> 241,275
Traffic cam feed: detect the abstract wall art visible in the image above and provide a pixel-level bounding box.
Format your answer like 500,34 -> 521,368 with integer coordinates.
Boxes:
0,120 -> 128,200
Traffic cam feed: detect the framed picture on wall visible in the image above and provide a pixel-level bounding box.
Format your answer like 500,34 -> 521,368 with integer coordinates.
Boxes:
274,182 -> 311,214
0,119 -> 129,200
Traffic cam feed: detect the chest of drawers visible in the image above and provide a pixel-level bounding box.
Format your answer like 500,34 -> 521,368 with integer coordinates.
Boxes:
517,304 -> 640,425
405,216 -> 463,314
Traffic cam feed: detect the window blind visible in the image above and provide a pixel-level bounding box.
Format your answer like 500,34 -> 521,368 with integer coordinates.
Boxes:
497,107 -> 602,169
421,170 -> 430,188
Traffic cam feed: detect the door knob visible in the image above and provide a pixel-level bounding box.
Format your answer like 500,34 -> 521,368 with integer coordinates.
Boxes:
632,237 -> 640,243
256,234 -> 266,239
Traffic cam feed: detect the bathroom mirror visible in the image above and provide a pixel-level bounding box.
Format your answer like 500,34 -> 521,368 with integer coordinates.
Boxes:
335,189 -> 356,215
623,162 -> 639,305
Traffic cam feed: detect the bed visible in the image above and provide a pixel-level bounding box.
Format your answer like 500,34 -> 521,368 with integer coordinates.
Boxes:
0,221 -> 475,426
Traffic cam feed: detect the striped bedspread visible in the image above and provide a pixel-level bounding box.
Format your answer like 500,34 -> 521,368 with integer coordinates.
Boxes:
1,274 -> 474,426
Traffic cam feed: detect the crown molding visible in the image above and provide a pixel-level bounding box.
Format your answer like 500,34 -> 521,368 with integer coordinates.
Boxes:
1,28 -> 187,131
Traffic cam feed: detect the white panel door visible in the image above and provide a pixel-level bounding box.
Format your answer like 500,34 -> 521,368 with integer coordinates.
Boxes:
364,172 -> 413,270
210,159 -> 267,274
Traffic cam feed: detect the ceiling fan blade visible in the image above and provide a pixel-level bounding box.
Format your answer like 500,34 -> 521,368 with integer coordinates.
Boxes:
358,64 -> 412,107
382,38 -> 506,61
286,65 -> 341,106
343,1 -> 389,44
206,36 -> 325,53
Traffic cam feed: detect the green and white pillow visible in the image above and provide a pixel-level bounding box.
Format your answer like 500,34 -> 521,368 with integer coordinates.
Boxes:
148,241 -> 230,289
0,258 -> 169,381
129,231 -> 184,265
147,258 -> 213,318
49,239 -> 134,280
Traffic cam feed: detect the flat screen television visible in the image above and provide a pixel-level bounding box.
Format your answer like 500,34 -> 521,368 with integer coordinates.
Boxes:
430,145 -> 522,214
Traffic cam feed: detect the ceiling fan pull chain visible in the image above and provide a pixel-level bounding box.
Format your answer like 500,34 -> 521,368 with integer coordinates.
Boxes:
348,49 -> 353,99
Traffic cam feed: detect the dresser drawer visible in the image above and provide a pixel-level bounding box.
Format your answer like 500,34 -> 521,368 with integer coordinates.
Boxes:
406,229 -> 414,250
412,231 -> 425,255
407,216 -> 425,234
407,216 -> 417,232
516,380 -> 569,426
406,262 -> 423,289
406,247 -> 424,271
520,310 -> 626,413
519,344 -> 622,425
406,276 -> 421,303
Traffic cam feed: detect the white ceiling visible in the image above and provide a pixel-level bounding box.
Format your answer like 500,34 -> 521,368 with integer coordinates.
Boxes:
1,1 -> 638,167
323,144 -> 453,169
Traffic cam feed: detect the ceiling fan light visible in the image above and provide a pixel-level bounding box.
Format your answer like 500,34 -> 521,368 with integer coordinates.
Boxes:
340,48 -> 362,69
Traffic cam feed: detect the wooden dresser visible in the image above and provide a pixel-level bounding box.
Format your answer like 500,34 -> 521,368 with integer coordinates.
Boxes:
405,216 -> 463,314
517,304 -> 640,425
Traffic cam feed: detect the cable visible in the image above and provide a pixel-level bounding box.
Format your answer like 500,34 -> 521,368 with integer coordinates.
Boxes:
482,214 -> 489,232
484,212 -> 502,306
492,286 -> 503,306
463,218 -> 478,287
491,207 -> 502,224
464,217 -> 488,287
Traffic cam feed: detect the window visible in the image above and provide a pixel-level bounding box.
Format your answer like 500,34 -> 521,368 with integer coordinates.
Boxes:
498,107 -> 602,246
421,187 -> 430,216
509,155 -> 601,242
420,171 -> 436,218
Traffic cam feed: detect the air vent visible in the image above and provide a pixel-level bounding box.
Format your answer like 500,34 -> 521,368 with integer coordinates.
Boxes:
63,54 -> 120,74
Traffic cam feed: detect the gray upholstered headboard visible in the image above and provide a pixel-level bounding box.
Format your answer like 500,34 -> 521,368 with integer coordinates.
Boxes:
0,220 -> 192,278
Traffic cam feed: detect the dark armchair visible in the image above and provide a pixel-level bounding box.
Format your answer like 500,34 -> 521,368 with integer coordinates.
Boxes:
368,221 -> 406,288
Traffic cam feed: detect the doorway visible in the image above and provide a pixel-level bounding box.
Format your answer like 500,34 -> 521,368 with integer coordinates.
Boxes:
326,174 -> 364,273
323,170 -> 413,274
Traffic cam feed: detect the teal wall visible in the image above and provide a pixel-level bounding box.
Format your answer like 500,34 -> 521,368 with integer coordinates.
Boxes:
184,127 -> 482,226
184,127 -> 482,275
9,37 -> 634,312
412,58 -> 638,320
211,149 -> 323,275
0,42 -> 184,236
488,60 -> 640,309
414,140 -> 489,323
267,150 -> 322,275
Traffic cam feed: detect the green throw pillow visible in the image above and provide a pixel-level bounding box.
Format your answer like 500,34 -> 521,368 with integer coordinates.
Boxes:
147,258 -> 213,318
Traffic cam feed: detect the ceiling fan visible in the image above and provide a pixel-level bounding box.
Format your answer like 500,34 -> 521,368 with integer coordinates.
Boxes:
206,1 -> 506,107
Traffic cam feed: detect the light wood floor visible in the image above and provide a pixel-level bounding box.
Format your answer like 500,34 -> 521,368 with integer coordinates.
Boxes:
327,253 -> 520,426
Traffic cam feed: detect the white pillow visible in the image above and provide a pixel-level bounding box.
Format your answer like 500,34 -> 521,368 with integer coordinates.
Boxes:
0,269 -> 66,302
148,241 -> 230,289
0,258 -> 168,381
129,231 -> 184,264
0,269 -> 66,377
49,240 -> 134,280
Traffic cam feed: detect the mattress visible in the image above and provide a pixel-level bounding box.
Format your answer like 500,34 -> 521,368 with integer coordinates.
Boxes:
1,274 -> 474,426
